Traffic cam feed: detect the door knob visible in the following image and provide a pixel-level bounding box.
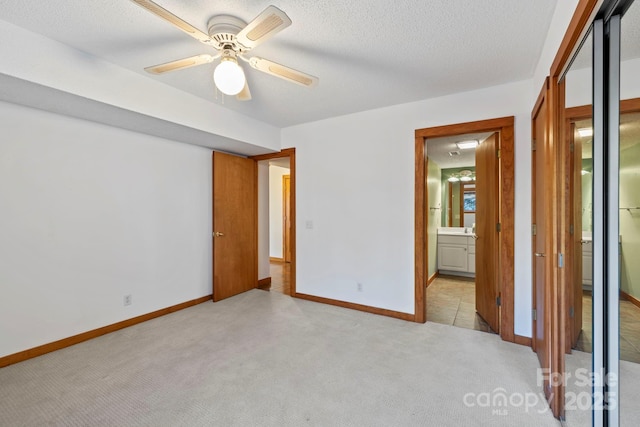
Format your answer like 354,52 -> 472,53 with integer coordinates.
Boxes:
213,231 -> 225,237
535,253 -> 545,257
472,235 -> 479,240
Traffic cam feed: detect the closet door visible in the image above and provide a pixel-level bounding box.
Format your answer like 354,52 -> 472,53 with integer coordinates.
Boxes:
618,3 -> 640,425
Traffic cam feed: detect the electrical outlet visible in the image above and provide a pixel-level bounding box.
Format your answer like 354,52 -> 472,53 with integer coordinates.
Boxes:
357,282 -> 363,292
124,294 -> 132,306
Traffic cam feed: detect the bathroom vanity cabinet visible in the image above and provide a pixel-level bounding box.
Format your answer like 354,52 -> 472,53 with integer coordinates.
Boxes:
437,234 -> 476,277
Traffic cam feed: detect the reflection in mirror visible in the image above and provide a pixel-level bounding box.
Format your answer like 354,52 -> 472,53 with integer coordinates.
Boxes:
562,27 -> 593,427
620,1 -> 640,425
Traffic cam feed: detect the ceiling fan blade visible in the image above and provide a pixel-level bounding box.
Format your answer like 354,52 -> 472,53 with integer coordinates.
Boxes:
131,0 -> 212,44
144,54 -> 216,74
235,5 -> 292,50
249,57 -> 318,87
236,81 -> 252,101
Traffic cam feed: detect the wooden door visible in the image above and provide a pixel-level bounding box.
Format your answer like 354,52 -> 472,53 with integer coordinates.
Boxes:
283,175 -> 291,263
212,152 -> 257,301
570,124 -> 584,349
475,132 -> 500,333
532,82 -> 552,401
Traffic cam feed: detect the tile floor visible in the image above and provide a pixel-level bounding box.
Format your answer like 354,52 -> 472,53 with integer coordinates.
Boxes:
426,275 -> 494,334
575,291 -> 640,364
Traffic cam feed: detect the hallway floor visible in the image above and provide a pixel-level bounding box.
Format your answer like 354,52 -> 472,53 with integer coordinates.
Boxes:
426,276 -> 493,334
576,291 -> 640,363
264,261 -> 290,295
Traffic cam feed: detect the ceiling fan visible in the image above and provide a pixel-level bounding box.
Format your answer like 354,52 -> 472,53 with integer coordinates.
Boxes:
131,0 -> 319,101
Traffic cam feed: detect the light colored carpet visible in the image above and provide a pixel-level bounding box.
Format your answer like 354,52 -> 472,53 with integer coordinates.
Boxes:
0,290 -> 561,426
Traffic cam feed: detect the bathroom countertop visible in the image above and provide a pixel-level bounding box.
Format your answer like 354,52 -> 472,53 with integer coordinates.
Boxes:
437,227 -> 475,237
437,231 -> 476,237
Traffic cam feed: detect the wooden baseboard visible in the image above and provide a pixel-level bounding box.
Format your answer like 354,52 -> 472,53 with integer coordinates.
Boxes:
426,272 -> 439,287
293,292 -> 414,321
269,257 -> 284,263
257,277 -> 272,290
621,290 -> 640,309
0,295 -> 212,369
514,334 -> 532,348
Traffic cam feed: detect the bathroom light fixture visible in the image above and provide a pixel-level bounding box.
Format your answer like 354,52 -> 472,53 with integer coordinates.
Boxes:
577,128 -> 593,138
456,140 -> 479,150
459,170 -> 473,180
447,169 -> 475,183
213,50 -> 246,96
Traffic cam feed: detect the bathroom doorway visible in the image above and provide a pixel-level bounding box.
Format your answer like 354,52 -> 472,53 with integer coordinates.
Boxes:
424,132 -> 492,333
415,117 -> 516,342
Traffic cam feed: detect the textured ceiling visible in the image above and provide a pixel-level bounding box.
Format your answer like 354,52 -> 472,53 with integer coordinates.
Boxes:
0,0 -> 559,128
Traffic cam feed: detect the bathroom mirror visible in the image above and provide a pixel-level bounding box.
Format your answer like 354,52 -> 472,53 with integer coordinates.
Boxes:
425,133 -> 489,229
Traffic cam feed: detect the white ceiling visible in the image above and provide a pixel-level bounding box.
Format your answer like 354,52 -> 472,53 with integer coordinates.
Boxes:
0,0 -> 559,128
426,132 -> 493,169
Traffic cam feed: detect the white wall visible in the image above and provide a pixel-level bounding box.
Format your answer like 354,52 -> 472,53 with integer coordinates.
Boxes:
257,162 -> 270,279
269,166 -> 291,259
533,0 -> 580,92
0,19 -> 280,153
283,80 -> 535,335
0,101 -> 212,358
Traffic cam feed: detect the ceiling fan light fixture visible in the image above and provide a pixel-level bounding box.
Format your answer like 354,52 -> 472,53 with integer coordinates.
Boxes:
213,55 -> 246,96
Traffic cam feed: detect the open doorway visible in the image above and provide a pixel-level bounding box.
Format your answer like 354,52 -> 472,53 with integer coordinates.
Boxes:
266,157 -> 291,294
252,148 -> 296,296
415,117 -> 516,343
425,132 -> 494,333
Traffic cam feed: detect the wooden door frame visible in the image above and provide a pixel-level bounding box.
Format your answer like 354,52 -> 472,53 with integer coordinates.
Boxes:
542,0 -> 600,419
531,78 -> 563,415
250,148 -> 296,296
414,117 -> 516,343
